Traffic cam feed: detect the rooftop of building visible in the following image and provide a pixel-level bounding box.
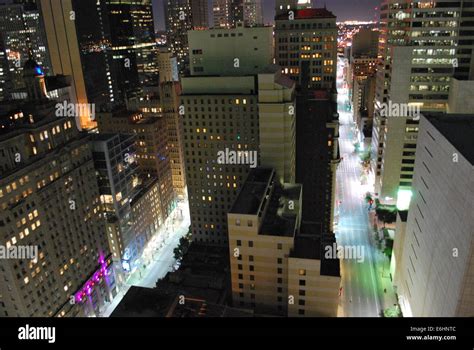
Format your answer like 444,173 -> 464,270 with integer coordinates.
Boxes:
275,8 -> 336,20
230,167 -> 302,238
290,225 -> 340,277
190,23 -> 272,32
0,100 -> 61,138
423,113 -> 474,165
130,177 -> 159,207
260,182 -> 301,238
260,64 -> 295,89
230,168 -> 275,215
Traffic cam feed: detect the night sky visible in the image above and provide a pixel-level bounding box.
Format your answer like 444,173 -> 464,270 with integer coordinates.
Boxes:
152,0 -> 381,30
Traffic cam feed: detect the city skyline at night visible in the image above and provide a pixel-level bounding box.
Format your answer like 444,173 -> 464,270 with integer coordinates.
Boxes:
0,0 -> 472,346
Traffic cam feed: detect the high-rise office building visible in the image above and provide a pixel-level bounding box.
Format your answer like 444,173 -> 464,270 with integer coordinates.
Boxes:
181,25 -> 274,247
191,0 -> 209,28
39,0 -> 117,129
160,81 -> 187,198
228,168 -> 340,316
181,74 -> 259,246
90,133 -> 141,267
296,64 -> 340,232
392,113 -> 474,317
213,0 -> 233,28
96,109 -> 176,221
371,0 -> 474,205
0,1 -> 51,100
274,3 -> 338,89
105,0 -> 158,95
0,61 -> 115,317
232,0 -> 263,27
165,0 -> 210,74
213,0 -> 263,28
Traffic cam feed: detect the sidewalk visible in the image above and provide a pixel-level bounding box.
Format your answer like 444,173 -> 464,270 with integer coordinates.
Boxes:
126,201 -> 190,286
368,210 -> 399,316
100,201 -> 190,317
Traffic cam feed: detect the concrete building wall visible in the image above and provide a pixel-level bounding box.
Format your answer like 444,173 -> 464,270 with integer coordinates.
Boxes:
287,257 -> 340,317
395,115 -> 474,317
228,212 -> 294,315
274,13 -> 337,89
181,76 -> 259,246
447,78 -> 474,114
258,70 -> 296,184
188,25 -> 273,76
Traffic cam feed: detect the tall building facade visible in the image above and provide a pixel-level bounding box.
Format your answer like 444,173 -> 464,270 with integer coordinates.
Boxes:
274,4 -> 338,89
181,25 -> 274,247
371,0 -> 474,205
0,62 -> 115,317
188,25 -> 273,76
296,68 -> 340,233
105,0 -> 158,95
0,1 -> 51,100
91,133 -> 141,266
39,0 -> 117,128
181,75 -> 259,246
160,81 -> 187,198
228,168 -> 340,316
392,113 -> 474,317
213,0 -> 233,28
257,65 -> 296,184
191,0 -> 209,28
165,0 -> 210,74
213,0 -> 263,28
96,110 -> 176,221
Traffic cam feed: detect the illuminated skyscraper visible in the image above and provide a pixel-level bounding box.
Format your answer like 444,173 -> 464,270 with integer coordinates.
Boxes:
39,0 -> 117,129
213,0 -> 233,28
371,0 -> 474,205
213,0 -> 263,28
274,3 -> 338,89
183,26 -> 298,247
0,61 -> 115,317
105,0 -> 158,96
0,1 -> 51,100
165,0 -> 210,74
